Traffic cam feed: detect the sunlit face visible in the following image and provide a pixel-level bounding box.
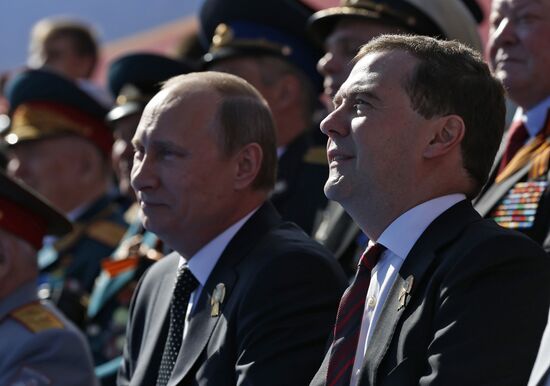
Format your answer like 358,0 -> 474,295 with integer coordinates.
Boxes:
111,113 -> 142,201
130,85 -> 238,256
321,50 -> 429,212
7,136 -> 88,213
317,19 -> 402,102
489,0 -> 550,108
29,35 -> 91,79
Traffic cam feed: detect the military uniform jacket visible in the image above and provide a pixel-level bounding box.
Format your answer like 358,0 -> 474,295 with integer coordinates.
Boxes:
87,214 -> 162,385
272,132 -> 329,234
474,115 -> 550,251
118,202 -> 347,386
311,201 -> 550,386
38,194 -> 127,327
0,282 -> 98,386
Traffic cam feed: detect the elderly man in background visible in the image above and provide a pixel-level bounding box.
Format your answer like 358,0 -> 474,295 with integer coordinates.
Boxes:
2,69 -> 127,328
0,170 -> 97,386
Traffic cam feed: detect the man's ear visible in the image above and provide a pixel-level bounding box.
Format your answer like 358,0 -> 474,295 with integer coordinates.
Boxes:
76,140 -> 104,183
423,115 -> 465,159
269,74 -> 301,112
234,143 -> 263,190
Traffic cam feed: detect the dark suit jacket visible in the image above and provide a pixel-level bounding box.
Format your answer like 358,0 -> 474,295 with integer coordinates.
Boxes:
118,202 -> 347,386
528,309 -> 550,386
272,132 -> 329,235
311,200 -> 550,386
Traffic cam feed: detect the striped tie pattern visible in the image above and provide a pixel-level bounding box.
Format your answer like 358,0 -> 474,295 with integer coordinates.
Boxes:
498,120 -> 529,174
326,243 -> 386,386
156,265 -> 199,386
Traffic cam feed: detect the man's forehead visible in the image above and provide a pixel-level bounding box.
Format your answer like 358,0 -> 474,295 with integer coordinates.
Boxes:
351,50 -> 411,81
336,50 -> 412,99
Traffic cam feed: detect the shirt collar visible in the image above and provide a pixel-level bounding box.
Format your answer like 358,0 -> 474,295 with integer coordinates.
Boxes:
515,95 -> 550,138
179,207 -> 259,287
375,194 -> 466,260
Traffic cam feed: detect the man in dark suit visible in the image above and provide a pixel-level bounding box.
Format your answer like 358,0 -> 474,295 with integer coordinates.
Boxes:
310,34 -> 550,386
529,308 -> 550,385
474,0 -> 550,251
117,71 -> 347,386
308,0 -> 484,275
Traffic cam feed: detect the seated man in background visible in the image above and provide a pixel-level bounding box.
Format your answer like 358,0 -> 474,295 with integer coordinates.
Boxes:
474,0 -> 550,251
27,16 -> 112,107
118,71 -> 347,386
2,69 -> 127,327
0,170 -> 97,386
199,0 -> 329,234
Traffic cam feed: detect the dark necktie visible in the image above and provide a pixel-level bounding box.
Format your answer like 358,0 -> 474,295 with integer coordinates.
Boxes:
156,265 -> 199,386
498,120 -> 529,173
326,243 -> 386,386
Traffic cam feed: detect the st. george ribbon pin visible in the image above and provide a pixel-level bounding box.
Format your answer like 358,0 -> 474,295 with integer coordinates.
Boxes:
211,283 -> 226,317
398,275 -> 414,310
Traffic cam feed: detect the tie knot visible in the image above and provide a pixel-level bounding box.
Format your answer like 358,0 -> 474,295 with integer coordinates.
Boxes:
174,265 -> 199,295
508,120 -> 529,144
359,243 -> 386,271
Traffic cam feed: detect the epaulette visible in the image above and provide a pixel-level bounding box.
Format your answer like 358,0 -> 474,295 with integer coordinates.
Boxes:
102,256 -> 140,277
10,302 -> 64,333
86,220 -> 127,248
303,146 -> 328,165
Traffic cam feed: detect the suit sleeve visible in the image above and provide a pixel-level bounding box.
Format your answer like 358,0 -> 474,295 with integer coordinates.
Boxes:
420,235 -> 550,386
0,327 -> 98,386
234,250 -> 346,386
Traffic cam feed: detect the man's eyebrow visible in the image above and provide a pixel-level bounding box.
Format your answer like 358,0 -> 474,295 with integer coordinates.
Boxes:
333,85 -> 381,106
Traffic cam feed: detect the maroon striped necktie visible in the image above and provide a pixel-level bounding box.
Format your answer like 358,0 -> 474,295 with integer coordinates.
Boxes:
498,120 -> 529,173
326,243 -> 386,386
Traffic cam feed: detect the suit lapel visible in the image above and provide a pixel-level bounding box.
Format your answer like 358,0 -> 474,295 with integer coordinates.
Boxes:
361,201 -> 482,385
169,202 -> 282,385
474,160 -> 532,216
133,254 -> 178,382
528,311 -> 550,386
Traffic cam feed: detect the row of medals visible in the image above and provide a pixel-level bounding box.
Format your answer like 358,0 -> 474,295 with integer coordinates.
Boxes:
491,180 -> 548,229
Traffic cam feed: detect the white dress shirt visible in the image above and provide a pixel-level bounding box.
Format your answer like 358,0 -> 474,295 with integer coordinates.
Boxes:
350,194 -> 466,386
514,95 -> 550,138
177,207 -> 258,337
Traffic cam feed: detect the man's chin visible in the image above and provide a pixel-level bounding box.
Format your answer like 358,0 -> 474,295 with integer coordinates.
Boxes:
324,178 -> 348,202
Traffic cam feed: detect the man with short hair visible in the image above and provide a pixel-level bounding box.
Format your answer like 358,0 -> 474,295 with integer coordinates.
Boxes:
310,34 -> 550,386
118,71 -> 347,386
0,171 -> 97,386
308,0 -> 484,274
474,0 -> 550,251
28,17 -> 99,80
3,69 -> 127,327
